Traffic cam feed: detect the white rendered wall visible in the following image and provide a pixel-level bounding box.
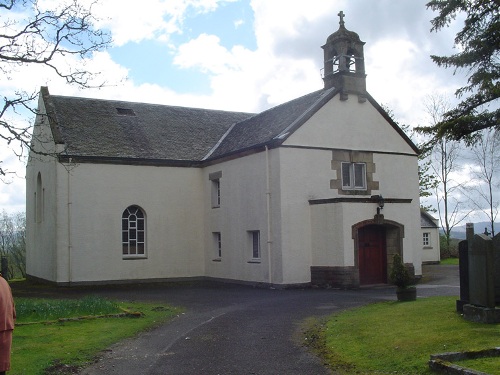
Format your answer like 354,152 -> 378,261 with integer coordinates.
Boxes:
55,163 -> 205,283
285,95 -> 416,154
26,97 -> 60,282
421,227 -> 441,263
204,150 -> 282,284
281,94 -> 421,279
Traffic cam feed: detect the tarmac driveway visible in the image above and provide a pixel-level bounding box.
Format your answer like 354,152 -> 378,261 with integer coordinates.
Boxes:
75,264 -> 459,375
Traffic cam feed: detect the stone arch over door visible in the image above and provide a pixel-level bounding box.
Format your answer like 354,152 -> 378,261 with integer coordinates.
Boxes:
352,218 -> 405,285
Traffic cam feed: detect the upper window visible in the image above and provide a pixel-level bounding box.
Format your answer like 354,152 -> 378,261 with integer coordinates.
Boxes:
423,232 -> 430,247
122,205 -> 146,258
212,179 -> 221,208
341,162 -> 366,190
209,171 -> 222,208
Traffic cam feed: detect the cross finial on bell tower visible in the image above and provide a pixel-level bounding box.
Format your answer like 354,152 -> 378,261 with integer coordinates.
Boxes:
338,11 -> 345,28
322,12 -> 366,100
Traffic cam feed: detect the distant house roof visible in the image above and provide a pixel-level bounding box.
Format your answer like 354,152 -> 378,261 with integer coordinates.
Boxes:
421,210 -> 439,228
40,86 -> 419,166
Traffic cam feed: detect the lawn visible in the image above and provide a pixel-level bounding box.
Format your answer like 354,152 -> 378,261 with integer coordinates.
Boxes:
12,296 -> 181,375
304,296 -> 500,374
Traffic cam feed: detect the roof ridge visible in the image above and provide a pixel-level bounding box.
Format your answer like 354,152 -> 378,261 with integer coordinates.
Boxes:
51,94 -> 255,116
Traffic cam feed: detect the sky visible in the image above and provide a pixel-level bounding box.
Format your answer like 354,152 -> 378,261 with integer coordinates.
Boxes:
1,0 -> 492,224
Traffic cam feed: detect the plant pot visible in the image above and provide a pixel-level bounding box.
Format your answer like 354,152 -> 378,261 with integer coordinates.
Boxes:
396,286 -> 417,302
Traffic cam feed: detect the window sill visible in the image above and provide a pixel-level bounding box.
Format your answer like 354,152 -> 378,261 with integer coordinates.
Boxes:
212,258 -> 222,262
122,256 -> 147,260
423,246 -> 433,249
247,259 -> 261,264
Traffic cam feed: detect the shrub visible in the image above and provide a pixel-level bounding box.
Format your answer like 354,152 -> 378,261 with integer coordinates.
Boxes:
389,254 -> 412,289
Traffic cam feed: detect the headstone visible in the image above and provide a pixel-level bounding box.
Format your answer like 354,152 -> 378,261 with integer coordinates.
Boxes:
456,240 -> 469,313
461,224 -> 500,323
494,233 -> 500,304
468,233 -> 495,308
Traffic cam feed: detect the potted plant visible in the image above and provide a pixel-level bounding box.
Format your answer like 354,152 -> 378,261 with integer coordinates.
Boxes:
390,254 -> 416,301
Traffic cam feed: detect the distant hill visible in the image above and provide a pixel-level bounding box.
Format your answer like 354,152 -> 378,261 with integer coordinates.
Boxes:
439,222 -> 499,240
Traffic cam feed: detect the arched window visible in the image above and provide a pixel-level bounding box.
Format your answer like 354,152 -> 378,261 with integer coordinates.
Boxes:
35,172 -> 43,223
122,205 -> 146,258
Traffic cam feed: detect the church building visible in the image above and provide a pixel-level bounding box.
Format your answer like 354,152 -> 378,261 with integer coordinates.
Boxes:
26,14 -> 421,287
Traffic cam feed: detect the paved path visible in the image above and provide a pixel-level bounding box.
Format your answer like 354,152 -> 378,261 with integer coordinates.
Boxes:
76,265 -> 459,375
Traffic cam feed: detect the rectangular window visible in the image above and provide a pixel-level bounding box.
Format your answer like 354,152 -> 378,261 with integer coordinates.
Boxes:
209,171 -> 222,208
249,231 -> 260,259
213,232 -> 222,259
341,162 -> 366,190
212,179 -> 220,207
423,232 -> 430,247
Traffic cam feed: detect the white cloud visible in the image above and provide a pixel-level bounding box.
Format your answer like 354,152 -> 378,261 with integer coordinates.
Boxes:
0,0 -> 480,217
87,0 -> 238,46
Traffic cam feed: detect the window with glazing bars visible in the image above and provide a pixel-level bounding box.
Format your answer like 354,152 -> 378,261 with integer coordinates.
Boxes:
122,205 -> 146,257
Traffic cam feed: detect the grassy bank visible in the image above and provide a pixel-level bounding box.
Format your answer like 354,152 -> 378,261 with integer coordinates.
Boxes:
12,297 -> 181,375
304,296 -> 500,374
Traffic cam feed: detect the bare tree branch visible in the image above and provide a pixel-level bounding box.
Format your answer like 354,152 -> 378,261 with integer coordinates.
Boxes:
0,0 -> 111,178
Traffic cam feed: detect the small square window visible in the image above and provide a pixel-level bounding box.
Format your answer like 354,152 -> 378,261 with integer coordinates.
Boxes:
423,232 -> 430,247
341,162 -> 366,190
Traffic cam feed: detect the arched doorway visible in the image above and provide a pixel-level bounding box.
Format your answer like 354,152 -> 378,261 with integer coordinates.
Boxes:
353,219 -> 405,286
358,225 -> 386,285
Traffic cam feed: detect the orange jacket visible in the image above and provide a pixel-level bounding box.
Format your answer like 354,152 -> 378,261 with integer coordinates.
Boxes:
0,276 -> 15,331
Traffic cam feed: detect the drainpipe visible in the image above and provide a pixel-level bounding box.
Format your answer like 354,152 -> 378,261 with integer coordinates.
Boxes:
265,146 -> 273,285
67,162 -> 72,285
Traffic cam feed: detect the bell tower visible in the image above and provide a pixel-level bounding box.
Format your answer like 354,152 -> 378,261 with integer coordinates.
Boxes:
322,11 -> 366,101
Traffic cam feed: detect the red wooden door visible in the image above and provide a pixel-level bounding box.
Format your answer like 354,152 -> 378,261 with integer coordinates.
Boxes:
358,225 -> 387,285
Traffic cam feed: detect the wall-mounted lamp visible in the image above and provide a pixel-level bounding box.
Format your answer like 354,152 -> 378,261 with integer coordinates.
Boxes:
371,194 -> 384,215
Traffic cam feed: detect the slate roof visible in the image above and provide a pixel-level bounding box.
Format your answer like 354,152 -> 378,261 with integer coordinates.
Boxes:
41,85 -> 418,165
207,89 -> 336,159
45,90 -> 254,162
421,210 -> 438,228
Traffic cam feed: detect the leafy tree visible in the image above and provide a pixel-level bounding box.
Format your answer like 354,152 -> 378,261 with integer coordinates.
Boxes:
0,0 -> 111,177
418,0 -> 500,142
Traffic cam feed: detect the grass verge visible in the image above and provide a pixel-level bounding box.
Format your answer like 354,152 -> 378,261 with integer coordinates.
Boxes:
303,296 -> 500,374
456,356 -> 500,374
12,298 -> 181,375
440,257 -> 459,265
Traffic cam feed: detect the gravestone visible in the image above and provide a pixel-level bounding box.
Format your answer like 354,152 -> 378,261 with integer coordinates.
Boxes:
462,225 -> 500,323
468,233 -> 494,308
494,233 -> 500,304
456,239 -> 469,313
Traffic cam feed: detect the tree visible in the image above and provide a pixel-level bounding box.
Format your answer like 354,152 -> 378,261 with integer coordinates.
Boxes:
463,128 -> 500,236
418,0 -> 500,142
0,210 -> 26,278
0,0 -> 111,177
418,150 -> 439,213
380,104 -> 438,211
424,95 -> 471,256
